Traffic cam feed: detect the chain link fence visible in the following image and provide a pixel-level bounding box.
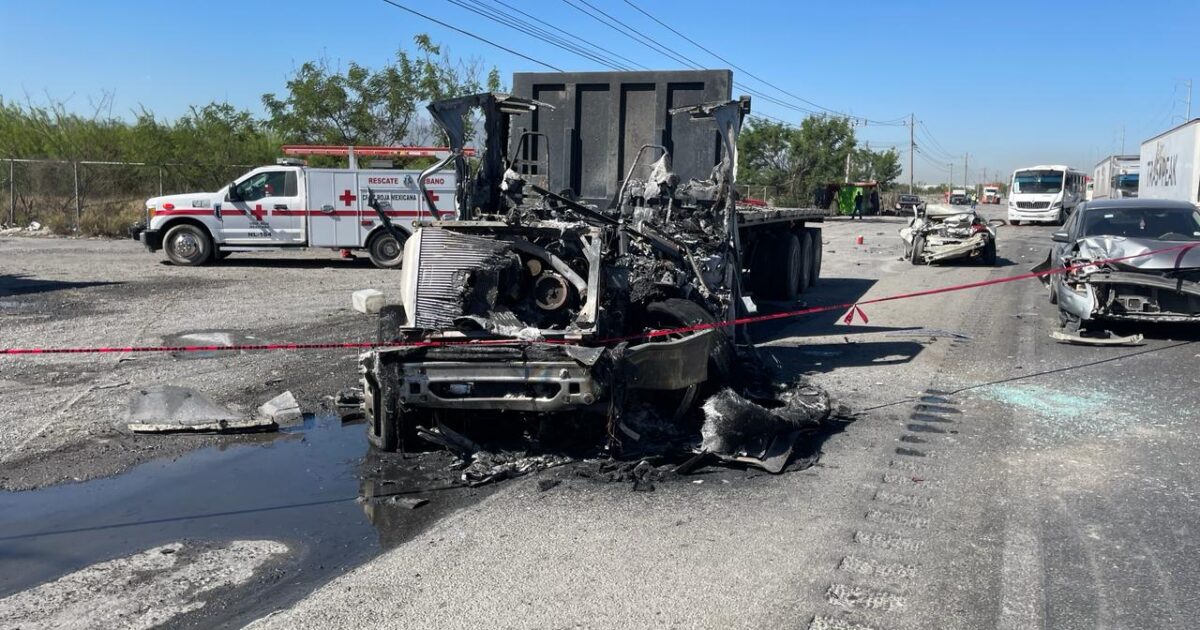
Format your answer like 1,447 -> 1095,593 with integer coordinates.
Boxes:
3,158 -> 254,236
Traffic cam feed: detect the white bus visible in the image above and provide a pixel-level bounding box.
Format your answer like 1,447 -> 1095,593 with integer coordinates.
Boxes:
1007,164 -> 1086,225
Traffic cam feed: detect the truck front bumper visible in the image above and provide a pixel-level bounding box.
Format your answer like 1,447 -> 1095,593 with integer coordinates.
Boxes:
132,225 -> 162,251
362,332 -> 712,415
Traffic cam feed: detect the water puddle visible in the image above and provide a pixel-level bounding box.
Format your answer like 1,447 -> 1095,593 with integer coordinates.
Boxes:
0,415 -> 492,621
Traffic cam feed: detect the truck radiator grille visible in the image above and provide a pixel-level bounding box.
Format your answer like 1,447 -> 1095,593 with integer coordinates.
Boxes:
1017,201 -> 1050,209
412,228 -> 512,329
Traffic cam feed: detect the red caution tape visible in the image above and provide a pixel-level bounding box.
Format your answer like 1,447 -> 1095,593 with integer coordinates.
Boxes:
3,243 -> 1197,356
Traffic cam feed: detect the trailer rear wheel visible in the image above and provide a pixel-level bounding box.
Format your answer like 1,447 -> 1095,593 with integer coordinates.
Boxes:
796,230 -> 814,294
776,233 -> 803,301
367,230 -> 406,269
163,224 -> 213,266
806,227 -> 823,287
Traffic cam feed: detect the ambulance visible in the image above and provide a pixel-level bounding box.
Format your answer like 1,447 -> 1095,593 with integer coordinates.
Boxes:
131,146 -> 465,268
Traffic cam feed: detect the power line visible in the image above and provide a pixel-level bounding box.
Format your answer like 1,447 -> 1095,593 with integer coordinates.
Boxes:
448,0 -> 625,70
485,0 -> 650,71
378,0 -> 564,71
559,0 -> 826,117
915,122 -> 957,161
619,0 -> 896,124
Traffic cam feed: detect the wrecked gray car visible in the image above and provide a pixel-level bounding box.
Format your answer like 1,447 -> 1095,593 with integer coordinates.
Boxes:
359,91 -> 835,467
900,205 -> 1003,265
1037,199 -> 1200,332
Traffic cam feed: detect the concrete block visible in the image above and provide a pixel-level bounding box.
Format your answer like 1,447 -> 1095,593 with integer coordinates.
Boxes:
352,289 -> 385,315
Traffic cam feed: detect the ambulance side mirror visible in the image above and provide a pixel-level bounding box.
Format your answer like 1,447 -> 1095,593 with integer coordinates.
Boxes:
226,182 -> 241,202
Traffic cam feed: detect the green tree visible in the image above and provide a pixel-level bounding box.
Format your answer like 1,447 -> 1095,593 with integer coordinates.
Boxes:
738,115 -> 857,205
851,147 -> 903,188
262,35 -> 497,147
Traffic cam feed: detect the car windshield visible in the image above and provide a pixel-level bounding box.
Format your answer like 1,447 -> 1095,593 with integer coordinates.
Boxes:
1013,170 -> 1063,194
1081,207 -> 1200,241
900,195 -> 918,202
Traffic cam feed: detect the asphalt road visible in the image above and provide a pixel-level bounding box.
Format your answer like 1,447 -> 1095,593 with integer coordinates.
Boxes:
4,207 -> 1199,629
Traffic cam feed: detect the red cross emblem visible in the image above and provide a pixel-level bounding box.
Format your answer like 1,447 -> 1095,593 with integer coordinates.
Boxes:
250,204 -> 265,221
339,189 -> 357,207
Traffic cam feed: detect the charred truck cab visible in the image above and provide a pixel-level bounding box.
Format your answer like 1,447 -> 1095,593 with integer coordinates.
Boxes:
362,92 -> 745,451
362,77 -> 830,452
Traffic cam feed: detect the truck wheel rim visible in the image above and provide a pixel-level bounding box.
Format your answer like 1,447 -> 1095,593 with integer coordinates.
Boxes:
174,233 -> 199,258
380,238 -> 400,259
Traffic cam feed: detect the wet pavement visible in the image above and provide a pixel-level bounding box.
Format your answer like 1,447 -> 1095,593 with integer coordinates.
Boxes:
0,415 -> 495,625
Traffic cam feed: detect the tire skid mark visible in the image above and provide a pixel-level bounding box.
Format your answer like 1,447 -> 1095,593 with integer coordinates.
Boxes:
826,582 -> 907,612
865,508 -> 931,529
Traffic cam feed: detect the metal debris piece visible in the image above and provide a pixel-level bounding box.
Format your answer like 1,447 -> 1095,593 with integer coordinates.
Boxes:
699,384 -> 830,473
256,391 -> 303,427
1050,330 -> 1145,346
127,385 -> 273,433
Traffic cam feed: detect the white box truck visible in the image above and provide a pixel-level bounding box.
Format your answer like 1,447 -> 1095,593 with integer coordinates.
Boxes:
1093,154 -> 1140,199
131,146 -> 463,268
1139,119 -> 1200,206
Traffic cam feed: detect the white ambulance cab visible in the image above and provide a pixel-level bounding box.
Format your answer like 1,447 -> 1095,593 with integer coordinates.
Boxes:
133,146 -> 462,268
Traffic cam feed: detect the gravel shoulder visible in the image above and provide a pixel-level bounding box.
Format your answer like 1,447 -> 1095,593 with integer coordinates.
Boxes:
0,237 -> 390,489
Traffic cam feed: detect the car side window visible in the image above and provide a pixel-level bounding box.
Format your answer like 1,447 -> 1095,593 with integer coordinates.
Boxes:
1067,209 -> 1082,239
234,171 -> 288,202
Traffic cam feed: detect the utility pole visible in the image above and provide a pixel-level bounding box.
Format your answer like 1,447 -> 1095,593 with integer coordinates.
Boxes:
908,113 -> 915,193
1120,125 -> 1126,154
948,162 -> 954,191
844,149 -> 851,183
963,153 -> 969,188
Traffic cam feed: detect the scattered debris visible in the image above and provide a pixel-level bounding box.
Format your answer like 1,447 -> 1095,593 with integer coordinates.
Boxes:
1050,330 -> 1145,346
462,452 -> 574,487
256,391 -> 303,427
352,289 -> 385,315
126,385 -> 273,433
386,496 -> 429,509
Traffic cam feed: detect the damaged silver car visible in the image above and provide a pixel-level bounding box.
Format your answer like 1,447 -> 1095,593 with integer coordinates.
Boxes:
900,205 -> 1004,265
1037,199 -> 1200,332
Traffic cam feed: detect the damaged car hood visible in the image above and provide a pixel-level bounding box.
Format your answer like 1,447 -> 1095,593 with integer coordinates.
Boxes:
1074,236 -> 1200,271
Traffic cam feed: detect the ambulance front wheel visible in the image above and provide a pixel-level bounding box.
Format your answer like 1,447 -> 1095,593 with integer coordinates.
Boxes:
163,224 -> 214,266
367,230 -> 407,269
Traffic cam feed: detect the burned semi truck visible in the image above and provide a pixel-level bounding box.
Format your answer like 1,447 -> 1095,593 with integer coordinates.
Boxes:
361,71 -> 831,452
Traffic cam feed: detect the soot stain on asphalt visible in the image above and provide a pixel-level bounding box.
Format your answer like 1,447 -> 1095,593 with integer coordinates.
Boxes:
0,415 -> 498,624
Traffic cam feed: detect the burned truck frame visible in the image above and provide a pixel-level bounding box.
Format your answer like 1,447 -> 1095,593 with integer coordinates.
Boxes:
361,86 -> 827,452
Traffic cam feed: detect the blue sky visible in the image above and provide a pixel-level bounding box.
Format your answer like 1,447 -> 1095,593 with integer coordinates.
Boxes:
2,0 -> 1197,184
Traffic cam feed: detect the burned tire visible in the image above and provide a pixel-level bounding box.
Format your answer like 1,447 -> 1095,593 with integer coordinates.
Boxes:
163,224 -> 213,266
909,235 -> 926,265
806,227 -> 823,287
645,299 -> 734,386
367,358 -> 422,452
367,360 -> 401,452
367,230 -> 406,269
